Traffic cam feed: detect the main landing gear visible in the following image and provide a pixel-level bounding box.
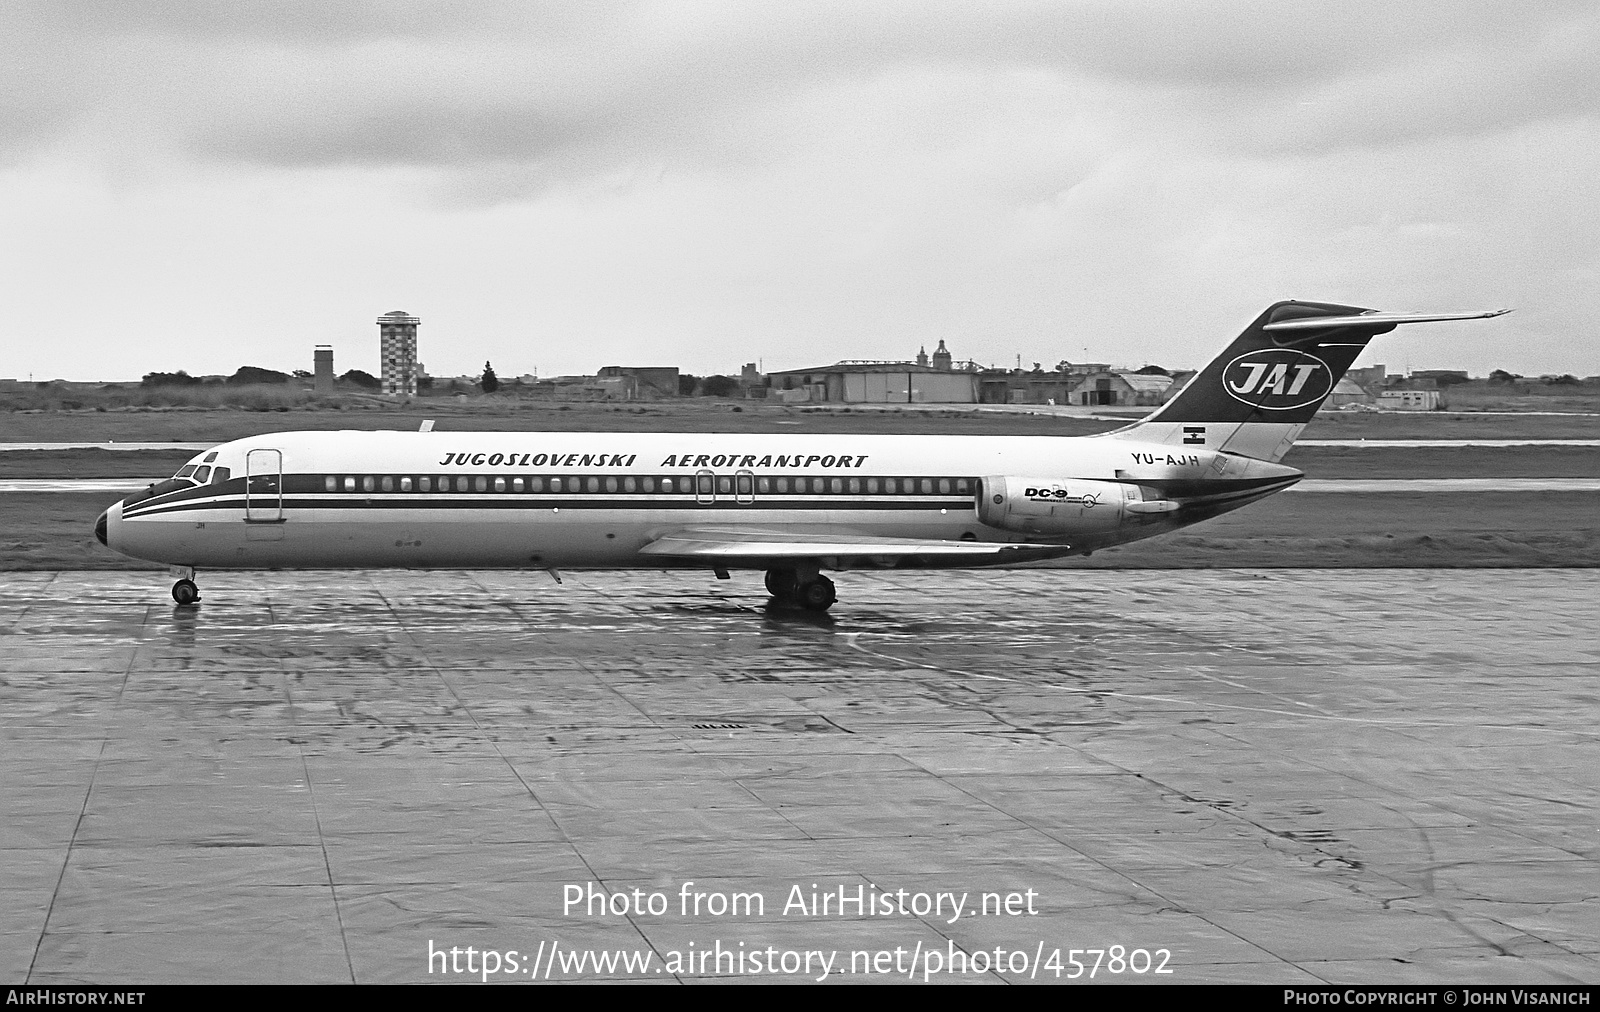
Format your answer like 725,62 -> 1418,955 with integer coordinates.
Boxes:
170,567 -> 200,606
764,568 -> 836,612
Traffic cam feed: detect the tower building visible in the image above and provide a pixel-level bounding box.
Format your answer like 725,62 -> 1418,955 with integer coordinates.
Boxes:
313,345 -> 334,394
377,311 -> 419,397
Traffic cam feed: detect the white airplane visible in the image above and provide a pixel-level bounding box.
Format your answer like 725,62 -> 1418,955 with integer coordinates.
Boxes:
96,301 -> 1506,610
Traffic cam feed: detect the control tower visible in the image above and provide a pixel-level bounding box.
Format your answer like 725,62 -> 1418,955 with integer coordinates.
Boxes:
377,311 -> 419,397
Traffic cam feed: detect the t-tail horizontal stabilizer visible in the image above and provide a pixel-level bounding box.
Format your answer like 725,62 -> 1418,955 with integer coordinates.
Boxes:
1106,301 -> 1509,462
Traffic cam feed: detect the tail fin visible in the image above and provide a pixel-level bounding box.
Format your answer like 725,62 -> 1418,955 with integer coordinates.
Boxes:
1106,301 -> 1508,461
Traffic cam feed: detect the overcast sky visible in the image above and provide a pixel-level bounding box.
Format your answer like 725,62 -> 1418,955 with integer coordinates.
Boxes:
3,1 -> 1597,382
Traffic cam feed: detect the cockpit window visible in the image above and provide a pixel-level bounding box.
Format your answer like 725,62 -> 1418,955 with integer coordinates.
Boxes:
175,465 -> 198,478
203,451 -> 218,463
123,477 -> 194,507
192,466 -> 212,483
212,467 -> 230,483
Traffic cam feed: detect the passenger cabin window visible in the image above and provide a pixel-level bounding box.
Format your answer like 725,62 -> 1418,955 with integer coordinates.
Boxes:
324,476 -> 337,492
381,476 -> 394,492
419,477 -> 432,492
494,477 -> 506,492
362,476 -> 376,492
474,476 -> 488,492
344,476 -> 356,492
400,476 -> 413,491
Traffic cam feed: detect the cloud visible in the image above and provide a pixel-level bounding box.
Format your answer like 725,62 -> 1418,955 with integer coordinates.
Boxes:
2,2 -> 1596,379
7,1 -> 1596,181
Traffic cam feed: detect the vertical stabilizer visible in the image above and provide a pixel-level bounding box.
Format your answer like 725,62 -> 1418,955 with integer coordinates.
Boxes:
1105,301 -> 1506,461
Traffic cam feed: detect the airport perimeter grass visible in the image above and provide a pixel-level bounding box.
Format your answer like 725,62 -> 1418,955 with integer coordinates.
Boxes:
4,383 -> 1600,442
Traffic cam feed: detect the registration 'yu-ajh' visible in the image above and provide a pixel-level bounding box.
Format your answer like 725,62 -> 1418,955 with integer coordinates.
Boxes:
96,301 -> 1506,611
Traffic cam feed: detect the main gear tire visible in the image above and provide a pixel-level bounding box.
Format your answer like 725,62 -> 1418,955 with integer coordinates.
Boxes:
798,576 -> 836,612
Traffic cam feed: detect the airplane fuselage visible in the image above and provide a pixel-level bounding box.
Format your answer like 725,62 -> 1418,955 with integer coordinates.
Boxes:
99,429 -> 1301,572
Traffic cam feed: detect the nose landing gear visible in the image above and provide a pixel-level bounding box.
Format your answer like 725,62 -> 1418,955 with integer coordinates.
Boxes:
170,567 -> 200,605
764,567 -> 836,612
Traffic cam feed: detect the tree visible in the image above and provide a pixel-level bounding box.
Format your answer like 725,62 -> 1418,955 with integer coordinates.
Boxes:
339,369 -> 381,390
141,370 -> 201,388
700,374 -> 739,397
678,374 -> 699,396
227,366 -> 290,385
1488,369 -> 1520,384
480,362 -> 499,394
1134,364 -> 1170,375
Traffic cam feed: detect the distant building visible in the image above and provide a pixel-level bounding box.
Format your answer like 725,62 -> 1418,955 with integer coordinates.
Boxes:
1345,365 -> 1386,392
313,345 -> 334,394
768,360 -> 978,403
595,366 -> 679,399
1067,371 -> 1173,407
1327,377 -> 1376,408
377,311 -> 420,397
1378,389 -> 1441,410
976,362 -> 1119,405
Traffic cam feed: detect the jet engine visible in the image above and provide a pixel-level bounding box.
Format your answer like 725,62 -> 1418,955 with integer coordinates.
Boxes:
977,477 -> 1176,537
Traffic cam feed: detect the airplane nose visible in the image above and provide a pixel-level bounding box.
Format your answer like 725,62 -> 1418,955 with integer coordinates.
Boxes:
95,509 -> 109,546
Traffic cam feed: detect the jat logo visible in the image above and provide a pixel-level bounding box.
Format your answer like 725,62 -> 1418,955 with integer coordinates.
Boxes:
1222,349 -> 1332,410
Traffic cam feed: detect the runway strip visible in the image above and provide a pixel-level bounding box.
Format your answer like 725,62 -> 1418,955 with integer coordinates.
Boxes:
0,442 -> 213,451
1289,478 -> 1600,492
1295,439 -> 1600,447
7,477 -> 1600,494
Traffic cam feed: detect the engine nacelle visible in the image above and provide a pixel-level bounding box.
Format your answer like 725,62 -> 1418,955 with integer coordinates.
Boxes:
978,477 -> 1161,537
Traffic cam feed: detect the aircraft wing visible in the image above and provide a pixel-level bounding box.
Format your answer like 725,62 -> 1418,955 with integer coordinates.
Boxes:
639,526 -> 1065,561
